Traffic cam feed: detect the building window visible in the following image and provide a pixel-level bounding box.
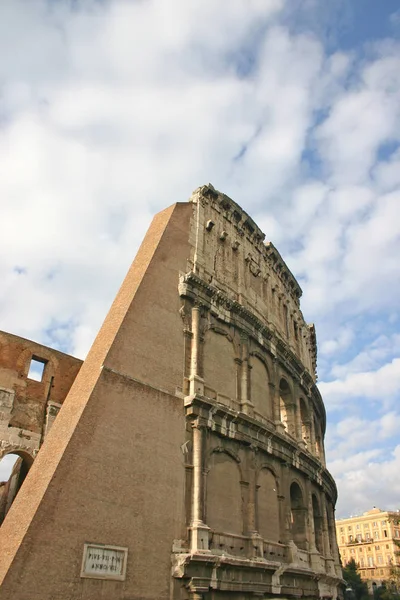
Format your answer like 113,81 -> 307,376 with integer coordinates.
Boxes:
386,545 -> 389,549
373,522 -> 377,527
368,557 -> 374,567
357,534 -> 362,542
384,530 -> 388,537
395,530 -> 400,538
348,526 -> 352,531
341,537 -> 345,544
378,555 -> 383,564
375,546 -> 380,550
351,549 -> 355,554
381,521 -> 386,525
360,558 -> 365,567
356,524 -> 360,530
27,356 -> 47,382
374,531 -> 379,539
340,527 -> 344,533
366,533 -> 371,540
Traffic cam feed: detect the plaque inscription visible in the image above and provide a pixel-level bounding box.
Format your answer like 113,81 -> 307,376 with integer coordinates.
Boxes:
81,543 -> 128,581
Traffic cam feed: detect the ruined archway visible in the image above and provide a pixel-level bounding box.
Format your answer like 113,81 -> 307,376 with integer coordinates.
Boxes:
0,450 -> 33,524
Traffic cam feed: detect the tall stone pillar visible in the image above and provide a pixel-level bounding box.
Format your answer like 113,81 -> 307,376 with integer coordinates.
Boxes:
240,337 -> 253,415
190,424 -> 210,552
248,449 -> 263,558
279,463 -> 291,544
189,306 -> 204,396
306,481 -> 316,553
310,410 -> 316,456
321,493 -> 336,575
328,502 -> 343,578
295,398 -> 303,443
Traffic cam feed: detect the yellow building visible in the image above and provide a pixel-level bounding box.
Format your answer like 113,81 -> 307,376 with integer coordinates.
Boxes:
336,508 -> 400,587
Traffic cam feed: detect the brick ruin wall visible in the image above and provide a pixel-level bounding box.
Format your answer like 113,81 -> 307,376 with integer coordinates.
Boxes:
0,331 -> 82,521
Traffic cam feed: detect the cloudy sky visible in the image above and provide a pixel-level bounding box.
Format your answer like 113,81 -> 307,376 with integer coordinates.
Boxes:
1,0 -> 400,518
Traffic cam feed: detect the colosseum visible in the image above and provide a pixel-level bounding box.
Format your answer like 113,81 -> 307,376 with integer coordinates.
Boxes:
0,184 -> 343,600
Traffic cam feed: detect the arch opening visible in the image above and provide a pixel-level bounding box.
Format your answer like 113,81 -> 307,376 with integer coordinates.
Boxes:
279,379 -> 295,437
0,451 -> 33,524
251,357 -> 272,421
206,451 -> 243,535
290,482 -> 307,550
312,494 -> 324,554
257,468 -> 280,542
300,398 -> 311,448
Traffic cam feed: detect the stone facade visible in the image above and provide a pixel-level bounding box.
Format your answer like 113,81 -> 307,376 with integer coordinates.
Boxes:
0,185 -> 343,600
0,331 -> 82,522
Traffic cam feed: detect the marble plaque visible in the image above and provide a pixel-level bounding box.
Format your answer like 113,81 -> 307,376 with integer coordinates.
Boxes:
81,543 -> 128,581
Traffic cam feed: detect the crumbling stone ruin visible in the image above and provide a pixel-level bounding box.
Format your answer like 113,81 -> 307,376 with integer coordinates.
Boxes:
0,185 -> 343,600
0,332 -> 82,522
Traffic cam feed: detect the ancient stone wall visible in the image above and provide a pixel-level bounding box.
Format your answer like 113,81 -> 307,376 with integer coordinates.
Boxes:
0,331 -> 82,521
0,187 -> 342,600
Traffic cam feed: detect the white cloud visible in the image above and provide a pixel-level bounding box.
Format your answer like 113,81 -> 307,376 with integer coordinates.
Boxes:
331,333 -> 400,378
330,445 -> 400,518
0,0 -> 399,520
320,358 -> 400,409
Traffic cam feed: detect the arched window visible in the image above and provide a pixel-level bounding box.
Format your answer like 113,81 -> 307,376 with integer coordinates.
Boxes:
299,398 -> 311,448
250,357 -> 272,421
279,379 -> 295,437
312,494 -> 324,553
257,468 -> 280,542
0,451 -> 33,524
314,416 -> 324,462
290,482 -> 307,550
206,451 -> 243,535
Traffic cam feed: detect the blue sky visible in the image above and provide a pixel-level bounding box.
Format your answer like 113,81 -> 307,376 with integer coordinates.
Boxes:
0,0 -> 399,516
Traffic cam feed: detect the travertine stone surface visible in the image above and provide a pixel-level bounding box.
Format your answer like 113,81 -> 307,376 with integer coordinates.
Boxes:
0,187 -> 343,600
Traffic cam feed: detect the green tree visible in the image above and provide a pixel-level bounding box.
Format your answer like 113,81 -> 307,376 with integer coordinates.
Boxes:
388,538 -> 400,593
343,558 -> 369,600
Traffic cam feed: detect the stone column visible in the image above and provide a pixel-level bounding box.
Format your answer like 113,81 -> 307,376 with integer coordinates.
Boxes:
272,374 -> 285,435
248,450 -> 263,558
295,397 -> 303,443
279,463 -> 291,544
247,459 -> 257,534
306,482 -> 316,553
190,424 -> 210,552
189,306 -> 204,396
321,493 -> 336,575
240,337 -> 253,414
310,410 -> 316,456
327,501 -> 342,577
